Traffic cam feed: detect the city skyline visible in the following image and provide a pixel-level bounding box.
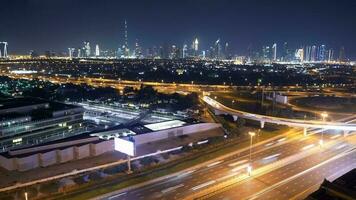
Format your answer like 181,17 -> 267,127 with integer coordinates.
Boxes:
0,0 -> 356,59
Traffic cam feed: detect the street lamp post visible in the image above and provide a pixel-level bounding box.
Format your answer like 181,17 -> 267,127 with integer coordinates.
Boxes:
248,131 -> 256,176
320,112 -> 328,147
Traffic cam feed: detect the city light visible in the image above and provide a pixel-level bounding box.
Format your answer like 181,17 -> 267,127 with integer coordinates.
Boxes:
0,1 -> 355,200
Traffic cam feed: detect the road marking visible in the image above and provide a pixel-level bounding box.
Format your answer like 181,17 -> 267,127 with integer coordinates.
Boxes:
176,170 -> 196,178
301,144 -> 315,151
161,184 -> 184,194
108,192 -> 127,199
262,153 -> 281,160
265,142 -> 274,147
246,148 -> 356,200
277,137 -> 287,142
191,180 -> 216,191
336,144 -> 347,150
231,163 -> 250,172
207,161 -> 222,168
330,134 -> 341,139
228,159 -> 248,167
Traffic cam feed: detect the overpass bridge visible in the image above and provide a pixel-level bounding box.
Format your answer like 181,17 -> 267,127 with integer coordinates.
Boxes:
202,96 -> 356,135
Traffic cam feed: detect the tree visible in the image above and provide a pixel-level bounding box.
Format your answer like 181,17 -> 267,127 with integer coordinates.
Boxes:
236,118 -> 246,127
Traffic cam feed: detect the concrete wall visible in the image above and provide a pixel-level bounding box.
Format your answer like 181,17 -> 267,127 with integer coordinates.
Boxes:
75,144 -> 90,160
91,140 -> 114,156
58,147 -> 74,163
132,123 -> 221,145
16,154 -> 39,172
39,151 -> 57,167
0,154 -> 16,170
0,140 -> 111,171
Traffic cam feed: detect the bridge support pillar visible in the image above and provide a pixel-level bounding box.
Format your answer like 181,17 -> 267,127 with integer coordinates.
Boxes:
260,121 -> 265,129
303,127 -> 308,136
214,109 -> 224,116
233,115 -> 238,122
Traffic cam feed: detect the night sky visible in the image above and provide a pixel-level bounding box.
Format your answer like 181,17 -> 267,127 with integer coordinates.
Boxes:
1,0 -> 356,59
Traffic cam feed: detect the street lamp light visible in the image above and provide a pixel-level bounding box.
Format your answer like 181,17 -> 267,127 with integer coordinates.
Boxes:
248,131 -> 255,176
320,112 -> 328,147
247,165 -> 253,176
25,192 -> 28,200
248,131 -> 255,162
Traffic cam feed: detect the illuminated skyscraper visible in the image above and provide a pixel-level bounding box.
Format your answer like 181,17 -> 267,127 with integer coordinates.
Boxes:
311,45 -> 317,61
282,42 -> 288,61
295,48 -> 304,62
77,48 -> 82,57
134,39 -> 142,58
272,43 -> 277,61
182,44 -> 188,58
68,48 -> 75,58
0,42 -> 8,58
215,39 -> 221,60
123,20 -> 129,57
193,38 -> 199,51
328,49 -> 334,62
318,45 -> 326,61
95,44 -> 100,57
304,46 -> 312,61
83,41 -> 91,57
262,46 -> 270,61
224,42 -> 231,59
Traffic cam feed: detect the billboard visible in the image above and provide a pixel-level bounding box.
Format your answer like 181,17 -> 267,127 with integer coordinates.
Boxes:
114,138 -> 135,156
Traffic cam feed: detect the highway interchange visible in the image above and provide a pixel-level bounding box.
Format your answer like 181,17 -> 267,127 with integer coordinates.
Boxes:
97,115 -> 356,200
0,71 -> 355,200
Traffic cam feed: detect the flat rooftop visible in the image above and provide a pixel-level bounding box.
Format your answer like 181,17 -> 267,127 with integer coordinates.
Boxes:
0,97 -> 78,112
0,97 -> 81,121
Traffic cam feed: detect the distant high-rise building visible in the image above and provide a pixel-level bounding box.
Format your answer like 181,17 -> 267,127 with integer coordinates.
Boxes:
117,47 -> 123,58
123,20 -> 130,57
170,45 -> 180,59
215,39 -> 221,60
318,45 -> 326,61
95,44 -> 100,57
192,38 -> 199,57
134,39 -> 142,58
182,44 -> 188,58
304,46 -> 311,61
262,46 -> 270,61
224,42 -> 231,59
83,41 -> 91,57
0,42 -> 8,58
68,48 -> 75,58
295,48 -> 304,62
311,45 -> 317,61
272,43 -> 277,61
339,46 -> 345,62
282,42 -> 288,61
328,49 -> 334,62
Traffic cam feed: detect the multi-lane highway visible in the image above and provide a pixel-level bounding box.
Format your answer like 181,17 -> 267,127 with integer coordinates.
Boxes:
95,115 -> 356,200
